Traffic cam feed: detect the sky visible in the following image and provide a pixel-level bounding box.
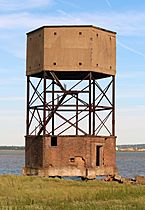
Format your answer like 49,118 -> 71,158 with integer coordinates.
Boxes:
0,0 -> 145,146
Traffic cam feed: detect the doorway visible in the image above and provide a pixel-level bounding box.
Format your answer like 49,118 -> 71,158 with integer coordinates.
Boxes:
96,145 -> 102,166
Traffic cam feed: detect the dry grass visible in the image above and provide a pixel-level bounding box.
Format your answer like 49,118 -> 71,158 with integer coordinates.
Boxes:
0,175 -> 145,209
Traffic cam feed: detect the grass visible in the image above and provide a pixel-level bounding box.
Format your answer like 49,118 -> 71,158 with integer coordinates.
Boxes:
0,175 -> 145,209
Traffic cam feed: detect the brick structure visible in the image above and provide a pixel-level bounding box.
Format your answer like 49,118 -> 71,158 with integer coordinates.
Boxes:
24,25 -> 117,179
24,135 -> 116,178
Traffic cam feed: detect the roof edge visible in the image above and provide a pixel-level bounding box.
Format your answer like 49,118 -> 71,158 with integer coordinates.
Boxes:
26,25 -> 116,35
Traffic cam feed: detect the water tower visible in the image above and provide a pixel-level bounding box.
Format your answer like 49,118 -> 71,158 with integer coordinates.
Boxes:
24,25 -> 117,179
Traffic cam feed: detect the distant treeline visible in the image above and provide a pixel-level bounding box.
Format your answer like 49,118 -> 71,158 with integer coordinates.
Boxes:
0,146 -> 25,150
0,144 -> 145,151
117,144 -> 145,149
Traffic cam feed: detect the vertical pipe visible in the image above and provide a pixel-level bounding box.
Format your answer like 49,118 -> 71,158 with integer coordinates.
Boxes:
89,73 -> 92,135
43,73 -> 46,135
52,80 -> 55,135
76,93 -> 78,135
93,78 -> 95,135
26,76 -> 30,135
112,76 -> 115,136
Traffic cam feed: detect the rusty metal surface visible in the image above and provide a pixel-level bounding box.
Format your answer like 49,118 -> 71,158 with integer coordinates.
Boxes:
26,25 -> 116,77
26,72 -> 115,136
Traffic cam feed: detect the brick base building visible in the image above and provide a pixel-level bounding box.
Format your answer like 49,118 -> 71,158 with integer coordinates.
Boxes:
23,135 -> 117,179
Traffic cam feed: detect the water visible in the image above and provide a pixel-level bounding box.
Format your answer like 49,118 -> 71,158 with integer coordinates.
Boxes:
116,152 -> 145,178
0,150 -> 24,175
0,150 -> 145,178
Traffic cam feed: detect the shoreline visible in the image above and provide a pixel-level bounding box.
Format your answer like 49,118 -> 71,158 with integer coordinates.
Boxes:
1,149 -> 145,152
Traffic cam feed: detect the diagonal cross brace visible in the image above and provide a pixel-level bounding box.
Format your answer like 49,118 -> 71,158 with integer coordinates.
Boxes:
37,72 -> 67,135
37,72 -> 94,135
50,71 -> 66,91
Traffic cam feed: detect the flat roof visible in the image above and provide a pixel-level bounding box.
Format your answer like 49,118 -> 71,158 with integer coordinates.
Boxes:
27,25 -> 116,35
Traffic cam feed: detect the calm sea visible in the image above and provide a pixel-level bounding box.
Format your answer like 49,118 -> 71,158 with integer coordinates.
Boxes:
0,150 -> 24,175
0,150 -> 145,178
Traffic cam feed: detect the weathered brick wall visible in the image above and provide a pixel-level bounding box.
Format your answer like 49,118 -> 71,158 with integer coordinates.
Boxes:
103,137 -> 116,168
43,136 -> 116,169
25,135 -> 44,168
25,135 -> 116,173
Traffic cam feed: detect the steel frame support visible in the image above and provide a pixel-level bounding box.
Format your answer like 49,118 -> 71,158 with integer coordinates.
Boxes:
26,76 -> 30,135
76,93 -> 78,135
112,75 -> 115,136
89,72 -> 92,135
52,80 -> 55,135
26,72 -> 115,137
93,78 -> 96,135
43,72 -> 46,135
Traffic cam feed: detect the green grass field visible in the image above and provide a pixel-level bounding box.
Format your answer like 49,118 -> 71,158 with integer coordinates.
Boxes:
0,175 -> 145,210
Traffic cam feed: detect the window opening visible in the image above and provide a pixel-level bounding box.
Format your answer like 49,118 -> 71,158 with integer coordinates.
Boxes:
96,145 -> 102,166
51,136 -> 57,146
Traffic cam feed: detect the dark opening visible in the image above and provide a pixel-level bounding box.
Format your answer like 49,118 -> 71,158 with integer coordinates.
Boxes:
70,157 -> 75,162
53,62 -> 56,65
51,136 -> 57,146
79,31 -> 82,35
96,146 -> 102,166
79,62 -> 82,66
54,32 -> 57,35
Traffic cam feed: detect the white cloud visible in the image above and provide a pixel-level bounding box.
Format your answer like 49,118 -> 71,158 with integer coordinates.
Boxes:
0,0 -> 53,11
0,11 -> 145,37
0,77 -> 25,86
117,92 -> 145,99
117,71 -> 145,79
0,12 -> 83,30
117,106 -> 145,115
116,106 -> 145,145
0,114 -> 25,145
105,0 -> 112,8
0,97 -> 25,101
116,84 -> 145,99
57,0 -> 80,9
0,9 -> 145,60
118,41 -> 145,59
0,109 -> 24,116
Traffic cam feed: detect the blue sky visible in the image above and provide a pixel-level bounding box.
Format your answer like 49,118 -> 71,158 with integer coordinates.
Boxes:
0,0 -> 145,145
